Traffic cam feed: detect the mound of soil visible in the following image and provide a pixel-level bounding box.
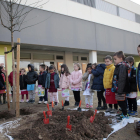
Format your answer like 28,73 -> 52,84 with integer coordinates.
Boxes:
11,110 -> 113,140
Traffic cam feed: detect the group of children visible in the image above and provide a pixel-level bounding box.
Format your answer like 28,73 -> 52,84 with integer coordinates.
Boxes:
0,46 -> 140,121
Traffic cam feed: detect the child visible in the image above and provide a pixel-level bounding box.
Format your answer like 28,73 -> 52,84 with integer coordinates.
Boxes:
92,63 -> 97,70
45,66 -> 59,106
70,63 -> 82,106
137,45 -> 140,94
20,68 -> 28,103
59,64 -> 70,106
51,65 -> 59,103
8,65 -> 17,102
38,64 -> 48,104
82,65 -> 94,108
92,63 -> 106,110
126,56 -> 138,116
103,55 -> 118,113
112,51 -> 130,120
0,66 -> 6,104
25,64 -> 38,103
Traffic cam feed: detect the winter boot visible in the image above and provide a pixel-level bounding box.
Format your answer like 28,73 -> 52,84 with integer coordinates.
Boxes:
64,101 -> 69,106
3,93 -> 7,104
0,94 -> 3,105
96,105 -> 102,110
101,103 -> 107,110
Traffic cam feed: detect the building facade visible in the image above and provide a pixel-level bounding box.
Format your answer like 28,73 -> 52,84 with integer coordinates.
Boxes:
0,0 -> 140,73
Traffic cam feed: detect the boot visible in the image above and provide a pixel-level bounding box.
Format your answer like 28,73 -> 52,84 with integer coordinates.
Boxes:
101,103 -> 107,110
0,94 -> 3,105
3,93 -> 7,104
64,101 -> 69,106
96,105 -> 102,110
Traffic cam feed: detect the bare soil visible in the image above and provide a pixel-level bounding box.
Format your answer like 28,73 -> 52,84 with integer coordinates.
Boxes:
0,91 -> 140,140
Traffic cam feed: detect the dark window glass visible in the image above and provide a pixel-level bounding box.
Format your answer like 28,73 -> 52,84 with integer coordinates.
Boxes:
81,57 -> 87,61
56,56 -> 63,60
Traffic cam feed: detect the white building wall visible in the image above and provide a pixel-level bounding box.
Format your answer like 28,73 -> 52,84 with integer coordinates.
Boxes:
104,0 -> 140,15
20,0 -> 140,34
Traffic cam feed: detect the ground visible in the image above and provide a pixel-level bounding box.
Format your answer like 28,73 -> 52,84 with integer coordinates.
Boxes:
0,91 -> 140,140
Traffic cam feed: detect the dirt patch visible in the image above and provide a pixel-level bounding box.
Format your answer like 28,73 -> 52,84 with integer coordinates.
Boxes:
10,110 -> 113,140
0,111 -> 15,120
20,108 -> 35,115
0,108 -> 35,120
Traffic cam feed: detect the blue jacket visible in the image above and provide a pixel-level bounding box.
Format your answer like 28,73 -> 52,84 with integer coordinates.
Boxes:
45,72 -> 59,89
91,64 -> 106,91
137,63 -> 140,91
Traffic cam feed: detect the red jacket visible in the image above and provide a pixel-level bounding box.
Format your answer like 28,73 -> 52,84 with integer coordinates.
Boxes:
8,71 -> 16,86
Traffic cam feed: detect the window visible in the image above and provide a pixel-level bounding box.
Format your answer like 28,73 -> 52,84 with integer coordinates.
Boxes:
81,57 -> 87,61
71,0 -> 96,8
73,56 -> 79,61
119,8 -> 135,22
135,14 -> 140,23
96,0 -> 117,16
33,54 -> 54,60
56,56 -> 63,60
21,53 -> 31,59
15,52 -> 31,59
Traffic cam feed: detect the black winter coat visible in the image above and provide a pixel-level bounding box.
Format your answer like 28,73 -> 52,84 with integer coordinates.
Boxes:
128,66 -> 137,92
38,71 -> 47,88
25,64 -> 38,84
0,67 -> 6,90
20,75 -> 27,90
112,63 -> 129,94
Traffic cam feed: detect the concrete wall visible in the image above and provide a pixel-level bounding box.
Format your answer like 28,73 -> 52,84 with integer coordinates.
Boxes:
0,44 -> 12,75
0,4 -> 140,55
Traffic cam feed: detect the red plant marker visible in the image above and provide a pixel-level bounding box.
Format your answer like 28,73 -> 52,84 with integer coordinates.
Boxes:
90,109 -> 97,123
52,101 -> 54,111
47,104 -> 52,116
77,100 -> 82,112
61,100 -> 64,111
66,115 -> 72,131
43,111 -> 49,124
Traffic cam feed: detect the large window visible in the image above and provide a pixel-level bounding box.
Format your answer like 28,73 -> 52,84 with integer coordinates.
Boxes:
119,8 -> 135,22
33,54 -> 54,60
71,0 -> 96,8
73,56 -> 79,61
96,0 -> 117,16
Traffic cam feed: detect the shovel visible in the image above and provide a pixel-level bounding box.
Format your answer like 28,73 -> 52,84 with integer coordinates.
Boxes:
77,100 -> 82,112
90,109 -> 97,123
66,115 -> 72,131
61,100 -> 64,111
47,104 -> 52,117
52,101 -> 54,111
43,111 -> 49,124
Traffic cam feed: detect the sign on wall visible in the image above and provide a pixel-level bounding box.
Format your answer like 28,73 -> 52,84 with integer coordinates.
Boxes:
0,55 -> 5,66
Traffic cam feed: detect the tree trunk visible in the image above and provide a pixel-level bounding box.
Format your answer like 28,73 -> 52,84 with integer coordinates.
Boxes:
11,31 -> 16,112
10,2 -> 16,113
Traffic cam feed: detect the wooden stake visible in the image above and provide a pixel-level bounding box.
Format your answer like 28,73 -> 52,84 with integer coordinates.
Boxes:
4,47 -> 10,111
16,38 -> 20,117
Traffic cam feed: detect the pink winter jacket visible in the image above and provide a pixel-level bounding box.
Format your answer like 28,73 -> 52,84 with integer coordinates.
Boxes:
70,70 -> 82,88
59,74 -> 70,89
